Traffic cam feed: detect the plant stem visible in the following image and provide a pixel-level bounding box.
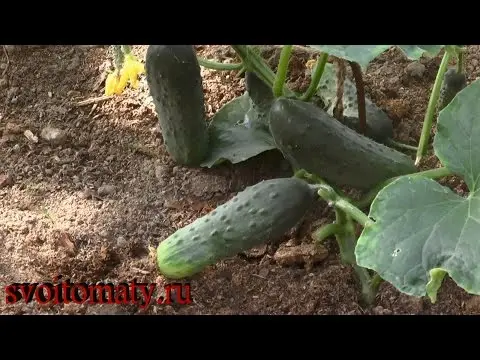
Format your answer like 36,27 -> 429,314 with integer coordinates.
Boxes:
273,45 -> 293,97
300,52 -> 329,102
315,183 -> 373,228
456,48 -> 464,74
370,273 -> 383,292
415,50 -> 452,165
333,58 -> 346,120
197,57 -> 243,71
113,45 -> 124,70
349,61 -> 367,135
336,198 -> 374,227
385,138 -> 418,151
231,45 -> 296,97
333,209 -> 377,305
353,264 -> 378,306
236,65 -> 247,78
121,45 -> 132,55
312,223 -> 341,243
354,166 -> 452,209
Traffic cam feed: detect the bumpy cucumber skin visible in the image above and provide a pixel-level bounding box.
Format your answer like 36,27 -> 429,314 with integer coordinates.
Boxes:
145,45 -> 209,166
157,177 -> 318,279
269,98 -> 417,190
438,67 -> 467,111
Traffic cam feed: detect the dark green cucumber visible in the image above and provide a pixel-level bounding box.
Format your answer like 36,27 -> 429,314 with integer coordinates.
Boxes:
438,67 -> 467,111
245,71 -> 275,112
269,98 -> 417,190
145,45 -> 209,165
157,177 -> 318,279
244,71 -> 275,129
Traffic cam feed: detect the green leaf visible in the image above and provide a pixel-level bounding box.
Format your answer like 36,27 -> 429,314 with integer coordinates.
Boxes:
308,45 -> 391,69
397,45 -> 444,60
200,93 -> 276,168
355,79 -> 480,302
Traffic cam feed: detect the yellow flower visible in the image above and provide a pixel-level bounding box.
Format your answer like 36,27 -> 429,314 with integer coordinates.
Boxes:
105,70 -> 119,96
123,53 -> 145,89
104,53 -> 145,96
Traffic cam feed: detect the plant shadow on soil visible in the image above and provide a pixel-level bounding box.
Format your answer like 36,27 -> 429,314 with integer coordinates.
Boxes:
0,45 -> 479,314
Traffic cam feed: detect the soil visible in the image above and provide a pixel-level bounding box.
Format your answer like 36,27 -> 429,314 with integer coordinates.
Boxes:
1,44 -> 479,315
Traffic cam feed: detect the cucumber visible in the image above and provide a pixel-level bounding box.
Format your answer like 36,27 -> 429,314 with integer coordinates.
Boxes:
244,71 -> 274,129
145,45 -> 209,166
157,177 -> 318,279
315,63 -> 393,143
245,71 -> 275,112
269,98 -> 417,190
438,67 -> 467,111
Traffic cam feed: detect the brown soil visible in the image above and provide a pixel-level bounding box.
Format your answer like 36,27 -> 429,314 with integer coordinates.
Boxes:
1,45 -> 479,315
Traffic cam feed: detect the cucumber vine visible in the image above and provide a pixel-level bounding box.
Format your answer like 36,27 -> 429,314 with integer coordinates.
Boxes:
147,44 -> 475,307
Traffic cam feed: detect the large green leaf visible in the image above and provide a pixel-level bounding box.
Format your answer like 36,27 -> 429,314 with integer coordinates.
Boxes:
308,45 -> 391,69
200,93 -> 276,168
396,45 -> 444,60
355,79 -> 480,302
307,45 -> 445,69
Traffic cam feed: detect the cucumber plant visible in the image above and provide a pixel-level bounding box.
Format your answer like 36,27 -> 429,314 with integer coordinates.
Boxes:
145,44 -> 477,307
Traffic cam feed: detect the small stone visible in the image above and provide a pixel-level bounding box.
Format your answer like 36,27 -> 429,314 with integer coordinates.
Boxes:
116,236 -> 128,247
24,130 -> 38,143
0,173 -> 14,188
44,168 -> 53,176
40,126 -> 67,146
405,62 -> 426,78
0,78 -> 7,88
97,184 -> 115,197
99,229 -> 110,238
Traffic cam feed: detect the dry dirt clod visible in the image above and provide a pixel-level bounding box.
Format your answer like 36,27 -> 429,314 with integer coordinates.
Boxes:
405,62 -> 426,78
0,173 -> 13,188
4,122 -> 23,135
97,184 -> 115,197
0,78 -> 7,88
40,126 -> 67,146
274,242 -> 328,268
